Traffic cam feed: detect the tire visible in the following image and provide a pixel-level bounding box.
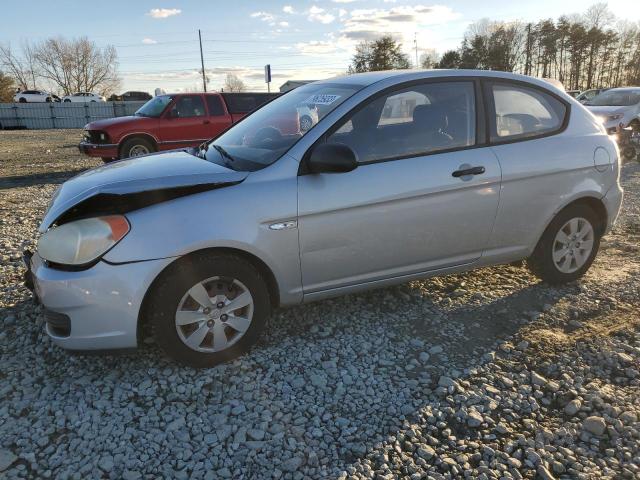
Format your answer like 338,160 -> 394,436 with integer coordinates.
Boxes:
18,98 -> 26,103
45,97 -> 52,102
63,99 -> 71,103
147,252 -> 271,367
527,204 -> 601,284
119,137 -> 155,159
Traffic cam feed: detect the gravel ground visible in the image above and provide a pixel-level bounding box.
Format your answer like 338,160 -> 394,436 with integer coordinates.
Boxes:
0,129 -> 639,479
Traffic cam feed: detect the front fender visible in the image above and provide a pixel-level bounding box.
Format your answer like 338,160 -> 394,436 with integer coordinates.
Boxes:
103,176 -> 302,305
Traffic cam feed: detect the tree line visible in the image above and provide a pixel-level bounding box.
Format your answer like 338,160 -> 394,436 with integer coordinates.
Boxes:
0,36 -> 120,102
433,3 -> 640,90
348,4 -> 640,91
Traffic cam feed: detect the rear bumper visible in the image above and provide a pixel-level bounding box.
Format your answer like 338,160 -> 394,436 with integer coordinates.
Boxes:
26,251 -> 175,351
78,141 -> 118,159
602,182 -> 624,234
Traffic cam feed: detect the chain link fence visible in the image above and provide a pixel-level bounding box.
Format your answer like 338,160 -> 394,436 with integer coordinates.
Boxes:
0,102 -> 146,129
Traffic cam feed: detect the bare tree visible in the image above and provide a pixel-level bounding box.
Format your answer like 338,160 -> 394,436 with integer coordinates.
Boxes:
420,49 -> 440,69
32,37 -> 120,96
0,42 -> 38,90
223,73 -> 246,92
0,71 -> 15,102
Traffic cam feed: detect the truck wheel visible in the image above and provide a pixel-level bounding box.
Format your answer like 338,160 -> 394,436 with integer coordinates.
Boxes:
119,137 -> 155,159
527,204 -> 601,284
18,98 -> 26,103
148,252 -> 271,367
63,99 -> 71,103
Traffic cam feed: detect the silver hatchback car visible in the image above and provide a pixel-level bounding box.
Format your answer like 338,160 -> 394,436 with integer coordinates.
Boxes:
27,70 -> 623,367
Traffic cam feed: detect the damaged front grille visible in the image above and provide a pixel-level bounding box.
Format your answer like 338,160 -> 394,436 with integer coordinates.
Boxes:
83,130 -> 109,144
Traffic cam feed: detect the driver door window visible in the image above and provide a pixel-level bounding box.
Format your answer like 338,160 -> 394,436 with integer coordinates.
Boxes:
328,81 -> 476,163
171,95 -> 205,118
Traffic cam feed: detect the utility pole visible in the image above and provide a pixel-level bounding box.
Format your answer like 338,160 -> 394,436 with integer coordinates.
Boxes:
199,29 -> 207,92
414,33 -> 418,69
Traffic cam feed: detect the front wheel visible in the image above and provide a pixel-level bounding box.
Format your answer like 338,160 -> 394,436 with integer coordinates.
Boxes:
527,204 -> 601,284
148,253 -> 271,367
119,137 -> 155,159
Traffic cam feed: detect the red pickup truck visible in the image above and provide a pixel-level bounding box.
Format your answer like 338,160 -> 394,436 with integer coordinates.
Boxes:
79,92 -> 280,162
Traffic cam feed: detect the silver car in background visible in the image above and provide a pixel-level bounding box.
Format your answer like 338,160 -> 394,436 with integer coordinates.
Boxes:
26,70 -> 623,367
585,87 -> 640,133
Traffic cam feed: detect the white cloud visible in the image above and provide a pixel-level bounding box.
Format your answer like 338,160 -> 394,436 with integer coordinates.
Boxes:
251,11 -> 275,22
308,6 -> 336,24
283,5 -> 294,14
147,8 -> 181,19
339,8 -> 348,17
142,38 -> 158,44
332,0 -> 358,3
279,21 -> 290,27
343,5 -> 460,41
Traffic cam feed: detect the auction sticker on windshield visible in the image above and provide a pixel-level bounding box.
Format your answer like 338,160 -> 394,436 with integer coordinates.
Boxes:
306,94 -> 341,105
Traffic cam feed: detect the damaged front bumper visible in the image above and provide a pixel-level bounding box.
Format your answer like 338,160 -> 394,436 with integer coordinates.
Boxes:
26,251 -> 176,351
78,141 -> 118,159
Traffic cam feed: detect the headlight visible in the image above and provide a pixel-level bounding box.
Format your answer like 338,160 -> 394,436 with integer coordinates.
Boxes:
607,113 -> 624,122
38,216 -> 130,266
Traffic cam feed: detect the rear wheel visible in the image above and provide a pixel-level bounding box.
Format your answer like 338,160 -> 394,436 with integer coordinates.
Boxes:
119,137 -> 155,159
148,253 -> 271,367
527,204 -> 601,284
18,98 -> 26,103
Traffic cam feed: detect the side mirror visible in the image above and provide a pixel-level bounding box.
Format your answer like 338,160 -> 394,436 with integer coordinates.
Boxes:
307,143 -> 357,174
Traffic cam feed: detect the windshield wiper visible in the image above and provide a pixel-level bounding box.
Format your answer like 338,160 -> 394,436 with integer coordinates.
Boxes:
212,144 -> 236,163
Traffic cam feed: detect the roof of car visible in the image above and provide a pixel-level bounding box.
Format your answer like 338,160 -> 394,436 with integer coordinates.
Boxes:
606,87 -> 640,92
320,69 -> 566,93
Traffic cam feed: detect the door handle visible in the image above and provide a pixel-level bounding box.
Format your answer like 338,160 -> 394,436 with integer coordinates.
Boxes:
452,166 -> 485,178
203,120 -> 211,124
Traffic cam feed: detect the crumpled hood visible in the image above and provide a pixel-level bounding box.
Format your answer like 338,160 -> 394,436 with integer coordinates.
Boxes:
40,150 -> 248,232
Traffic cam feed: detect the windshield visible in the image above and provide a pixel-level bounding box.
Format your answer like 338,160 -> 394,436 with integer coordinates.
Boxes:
203,82 -> 363,171
135,95 -> 174,117
588,90 -> 640,106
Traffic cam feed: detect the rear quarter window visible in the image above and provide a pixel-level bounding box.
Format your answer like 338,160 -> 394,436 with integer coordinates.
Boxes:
489,83 -> 567,142
221,93 -> 279,114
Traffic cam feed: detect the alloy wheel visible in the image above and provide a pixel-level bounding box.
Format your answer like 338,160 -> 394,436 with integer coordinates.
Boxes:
552,217 -> 594,273
175,276 -> 254,353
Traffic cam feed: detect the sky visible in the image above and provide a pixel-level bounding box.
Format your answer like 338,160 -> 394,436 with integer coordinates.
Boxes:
2,0 -> 639,93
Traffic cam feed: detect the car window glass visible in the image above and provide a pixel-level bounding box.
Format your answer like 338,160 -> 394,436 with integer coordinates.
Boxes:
491,84 -> 566,140
206,95 -> 225,116
328,81 -> 476,163
172,95 -> 205,118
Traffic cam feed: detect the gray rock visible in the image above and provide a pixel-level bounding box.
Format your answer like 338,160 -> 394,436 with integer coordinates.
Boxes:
564,399 -> 581,416
98,455 -> 114,472
0,450 -> 17,472
583,416 -> 607,436
281,456 -> 303,472
466,410 -> 484,428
